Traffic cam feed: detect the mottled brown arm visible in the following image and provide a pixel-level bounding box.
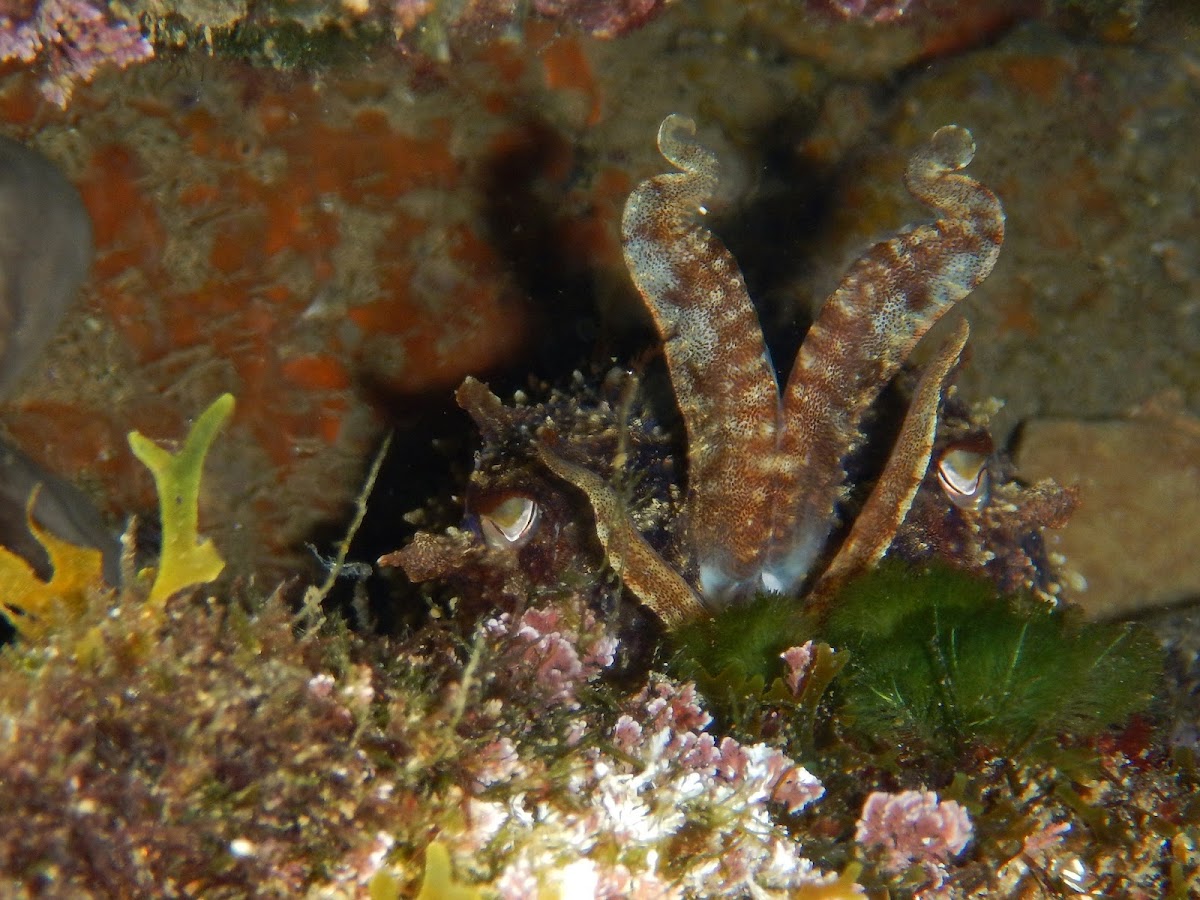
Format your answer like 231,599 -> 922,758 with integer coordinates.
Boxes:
534,441 -> 707,627
766,126 -> 1004,593
622,115 -> 782,601
811,319 -> 970,599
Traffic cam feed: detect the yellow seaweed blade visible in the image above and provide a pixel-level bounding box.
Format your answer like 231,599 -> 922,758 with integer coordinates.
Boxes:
414,842 -> 481,900
128,393 -> 234,608
366,868 -> 402,900
0,488 -> 106,640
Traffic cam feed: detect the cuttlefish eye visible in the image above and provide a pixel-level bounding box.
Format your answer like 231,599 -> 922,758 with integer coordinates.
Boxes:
477,494 -> 541,550
936,445 -> 991,511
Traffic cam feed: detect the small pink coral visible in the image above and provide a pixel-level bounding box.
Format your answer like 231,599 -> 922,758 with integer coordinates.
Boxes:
392,0 -> 433,32
0,0 -> 153,106
612,714 -> 643,752
485,603 -> 617,710
855,789 -> 973,877
713,738 -> 823,814
469,737 -> 524,788
480,672 -> 832,896
781,641 -> 817,695
532,0 -> 671,37
816,0 -> 914,23
1021,820 -> 1070,857
639,679 -> 711,734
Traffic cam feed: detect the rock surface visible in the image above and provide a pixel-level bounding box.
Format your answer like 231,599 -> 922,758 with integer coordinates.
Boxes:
1017,400 -> 1200,619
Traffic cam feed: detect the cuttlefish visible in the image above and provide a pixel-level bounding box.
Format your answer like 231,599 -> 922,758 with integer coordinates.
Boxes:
388,117 -> 1074,626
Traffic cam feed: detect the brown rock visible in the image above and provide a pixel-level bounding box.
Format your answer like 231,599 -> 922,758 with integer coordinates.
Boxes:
1016,400 -> 1200,619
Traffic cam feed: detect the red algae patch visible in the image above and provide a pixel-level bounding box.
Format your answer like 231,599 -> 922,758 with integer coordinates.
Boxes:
0,52 -> 556,582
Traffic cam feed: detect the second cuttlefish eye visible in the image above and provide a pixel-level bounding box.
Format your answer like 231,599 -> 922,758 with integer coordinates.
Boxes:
477,494 -> 541,550
935,445 -> 991,511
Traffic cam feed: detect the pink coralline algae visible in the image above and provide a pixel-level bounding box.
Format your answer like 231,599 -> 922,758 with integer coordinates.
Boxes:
484,675 -> 834,897
781,641 -> 819,695
0,0 -> 153,106
817,0 -> 915,23
455,600 -> 846,897
532,0 -> 672,37
389,0 -> 674,41
855,790 -> 973,885
483,605 -> 618,710
391,0 -> 433,32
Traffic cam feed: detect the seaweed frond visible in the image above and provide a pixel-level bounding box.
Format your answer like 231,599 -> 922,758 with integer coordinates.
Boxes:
0,488 -> 108,640
369,842 -> 481,900
128,393 -> 234,607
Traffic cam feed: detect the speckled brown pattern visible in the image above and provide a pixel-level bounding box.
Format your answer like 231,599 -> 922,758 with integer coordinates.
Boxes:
622,115 -> 781,603
618,119 -> 1006,618
811,318 -> 971,598
392,117 -> 1072,629
770,125 -> 1004,593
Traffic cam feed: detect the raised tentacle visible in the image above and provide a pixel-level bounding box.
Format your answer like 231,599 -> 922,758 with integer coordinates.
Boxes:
765,126 -> 1004,593
811,318 -> 970,600
621,115 -> 782,601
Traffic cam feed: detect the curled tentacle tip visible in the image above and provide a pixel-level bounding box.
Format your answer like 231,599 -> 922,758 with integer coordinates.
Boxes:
659,113 -> 696,143
656,115 -> 713,175
927,125 -> 976,169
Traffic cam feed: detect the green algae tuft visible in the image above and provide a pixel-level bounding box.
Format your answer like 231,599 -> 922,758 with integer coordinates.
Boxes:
822,561 -> 1162,755
669,591 -> 816,693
